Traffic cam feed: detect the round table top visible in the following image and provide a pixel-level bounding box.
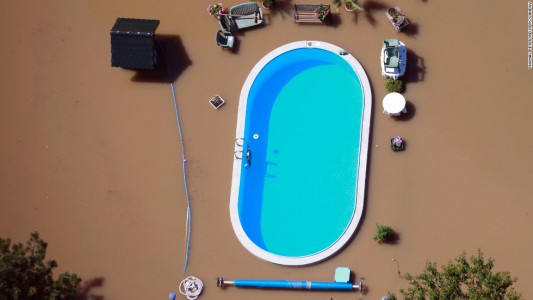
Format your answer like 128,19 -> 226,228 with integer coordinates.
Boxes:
382,92 -> 406,114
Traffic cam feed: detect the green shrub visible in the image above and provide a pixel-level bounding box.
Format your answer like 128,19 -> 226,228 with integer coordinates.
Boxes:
0,232 -> 81,299
393,250 -> 523,300
385,78 -> 403,93
374,224 -> 394,243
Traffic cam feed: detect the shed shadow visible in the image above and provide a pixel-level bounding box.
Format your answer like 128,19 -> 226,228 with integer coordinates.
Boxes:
131,35 -> 191,83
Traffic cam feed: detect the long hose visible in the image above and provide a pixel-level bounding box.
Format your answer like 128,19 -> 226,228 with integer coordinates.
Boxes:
159,40 -> 191,274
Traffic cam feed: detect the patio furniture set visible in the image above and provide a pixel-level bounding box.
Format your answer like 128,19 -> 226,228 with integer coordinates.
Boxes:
214,2 -> 410,50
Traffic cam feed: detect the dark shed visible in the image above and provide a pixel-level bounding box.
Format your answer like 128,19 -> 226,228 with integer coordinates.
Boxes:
111,18 -> 160,70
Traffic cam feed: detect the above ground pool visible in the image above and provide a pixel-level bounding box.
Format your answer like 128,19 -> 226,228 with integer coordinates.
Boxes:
230,41 -> 372,265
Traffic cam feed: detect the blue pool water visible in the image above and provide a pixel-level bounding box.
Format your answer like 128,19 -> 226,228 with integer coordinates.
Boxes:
237,47 -> 365,258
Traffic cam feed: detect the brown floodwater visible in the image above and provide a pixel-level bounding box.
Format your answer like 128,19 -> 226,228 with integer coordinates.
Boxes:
1,0 -> 532,299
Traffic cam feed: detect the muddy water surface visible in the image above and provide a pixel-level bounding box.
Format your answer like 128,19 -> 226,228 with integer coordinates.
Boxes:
1,0 -> 532,299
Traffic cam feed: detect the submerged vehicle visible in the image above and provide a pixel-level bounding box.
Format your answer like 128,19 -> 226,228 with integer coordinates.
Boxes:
380,39 -> 407,79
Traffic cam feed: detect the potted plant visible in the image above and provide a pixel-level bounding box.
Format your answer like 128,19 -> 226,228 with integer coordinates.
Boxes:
262,0 -> 274,9
388,8 -> 405,25
344,0 -> 363,12
374,224 -> 395,243
314,4 -> 330,21
209,94 -> 226,109
207,3 -> 226,18
390,136 -> 405,151
332,0 -> 362,12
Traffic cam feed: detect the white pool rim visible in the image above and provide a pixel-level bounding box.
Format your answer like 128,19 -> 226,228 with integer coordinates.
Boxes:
229,41 -> 372,266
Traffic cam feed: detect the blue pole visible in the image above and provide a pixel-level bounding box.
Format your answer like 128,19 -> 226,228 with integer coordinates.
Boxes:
234,280 -> 355,290
217,277 -> 363,291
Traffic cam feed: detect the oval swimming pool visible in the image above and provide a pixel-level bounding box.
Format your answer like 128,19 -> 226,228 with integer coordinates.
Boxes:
230,41 -> 372,265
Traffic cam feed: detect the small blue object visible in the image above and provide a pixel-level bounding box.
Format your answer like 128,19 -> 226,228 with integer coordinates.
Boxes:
168,292 -> 176,300
334,267 -> 351,283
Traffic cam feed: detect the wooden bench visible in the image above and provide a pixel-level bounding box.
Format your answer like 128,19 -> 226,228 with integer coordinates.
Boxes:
294,4 -> 330,23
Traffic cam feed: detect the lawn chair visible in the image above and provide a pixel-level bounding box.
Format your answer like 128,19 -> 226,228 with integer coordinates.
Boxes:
216,30 -> 235,50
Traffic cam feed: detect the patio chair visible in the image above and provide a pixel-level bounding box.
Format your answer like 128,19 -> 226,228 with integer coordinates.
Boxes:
216,30 -> 235,50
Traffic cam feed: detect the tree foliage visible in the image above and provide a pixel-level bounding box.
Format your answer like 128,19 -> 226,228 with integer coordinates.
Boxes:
0,232 -> 81,299
392,250 -> 522,300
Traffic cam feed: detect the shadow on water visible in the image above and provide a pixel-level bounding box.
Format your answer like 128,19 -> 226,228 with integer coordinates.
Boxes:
76,277 -> 105,300
404,49 -> 426,84
350,12 -> 360,25
228,37 -> 241,54
131,35 -> 192,83
403,22 -> 419,36
328,13 -> 342,27
268,0 -> 294,21
361,0 -> 388,27
394,101 -> 416,121
383,231 -> 401,245
360,282 -> 369,297
232,22 -> 268,37
364,0 -> 388,11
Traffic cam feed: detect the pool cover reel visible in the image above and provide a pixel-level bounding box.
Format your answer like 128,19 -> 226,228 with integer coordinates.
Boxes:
217,277 -> 363,291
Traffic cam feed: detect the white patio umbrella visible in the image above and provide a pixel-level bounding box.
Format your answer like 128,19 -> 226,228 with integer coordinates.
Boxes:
382,92 -> 406,116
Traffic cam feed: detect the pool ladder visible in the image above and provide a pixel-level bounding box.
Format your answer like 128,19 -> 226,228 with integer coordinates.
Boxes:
234,138 -> 251,168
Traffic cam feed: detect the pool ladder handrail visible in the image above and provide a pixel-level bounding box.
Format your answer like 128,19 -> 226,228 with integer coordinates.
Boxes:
235,137 -> 245,147
234,138 -> 251,167
234,138 -> 246,159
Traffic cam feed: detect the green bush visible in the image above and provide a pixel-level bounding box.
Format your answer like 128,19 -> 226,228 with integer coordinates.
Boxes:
385,78 -> 404,93
0,232 -> 81,299
391,250 -> 522,300
374,224 -> 394,243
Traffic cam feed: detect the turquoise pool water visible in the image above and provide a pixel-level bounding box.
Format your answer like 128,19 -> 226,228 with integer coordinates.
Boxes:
238,47 -> 364,257
230,42 -> 371,265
